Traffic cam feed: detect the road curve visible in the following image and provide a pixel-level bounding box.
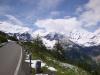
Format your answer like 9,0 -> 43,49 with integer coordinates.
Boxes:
0,42 -> 22,75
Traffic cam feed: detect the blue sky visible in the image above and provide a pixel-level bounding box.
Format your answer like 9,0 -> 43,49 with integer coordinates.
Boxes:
0,0 -> 100,33
0,0 -> 88,19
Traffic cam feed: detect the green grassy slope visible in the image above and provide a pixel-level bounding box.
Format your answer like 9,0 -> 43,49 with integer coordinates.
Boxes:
22,41 -> 91,75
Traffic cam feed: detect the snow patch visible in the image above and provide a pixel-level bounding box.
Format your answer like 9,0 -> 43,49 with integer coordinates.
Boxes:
42,38 -> 56,49
60,62 -> 74,69
48,67 -> 57,71
25,60 -> 46,68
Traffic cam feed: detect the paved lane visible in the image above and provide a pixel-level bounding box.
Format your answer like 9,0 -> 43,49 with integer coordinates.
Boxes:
0,42 -> 22,75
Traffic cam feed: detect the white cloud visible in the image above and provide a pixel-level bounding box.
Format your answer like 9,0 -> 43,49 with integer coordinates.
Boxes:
34,0 -> 100,34
0,15 -> 32,33
0,21 -> 32,33
79,0 -> 100,27
6,15 -> 23,26
32,29 -> 47,37
35,18 -> 82,33
0,21 -> 31,33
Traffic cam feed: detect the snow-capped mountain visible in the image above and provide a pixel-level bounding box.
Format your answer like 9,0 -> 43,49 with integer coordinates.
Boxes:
44,32 -> 64,41
8,32 -> 33,41
68,29 -> 100,47
42,32 -> 64,49
41,32 -> 77,49
68,30 -> 95,46
40,30 -> 100,63
7,28 -> 99,48
5,28 -> 100,48
37,29 -> 100,48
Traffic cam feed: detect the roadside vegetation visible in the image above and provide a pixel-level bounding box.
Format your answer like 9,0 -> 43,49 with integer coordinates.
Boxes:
22,35 -> 91,75
0,31 -> 18,47
0,31 -> 8,44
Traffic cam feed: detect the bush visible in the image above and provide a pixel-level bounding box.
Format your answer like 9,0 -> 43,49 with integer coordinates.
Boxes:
0,35 -> 8,43
8,36 -> 18,41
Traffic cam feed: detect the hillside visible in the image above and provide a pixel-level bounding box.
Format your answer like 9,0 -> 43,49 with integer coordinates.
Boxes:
0,31 -> 8,44
0,31 -> 18,44
22,37 -> 91,75
42,33 -> 100,75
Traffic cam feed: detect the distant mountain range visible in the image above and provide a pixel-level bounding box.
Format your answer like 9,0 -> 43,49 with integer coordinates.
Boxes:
1,28 -> 100,63
1,28 -> 99,49
7,32 -> 33,41
41,29 -> 100,48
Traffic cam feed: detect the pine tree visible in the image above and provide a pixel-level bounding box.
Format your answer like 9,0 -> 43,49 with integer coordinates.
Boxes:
53,39 -> 65,60
32,34 -> 46,51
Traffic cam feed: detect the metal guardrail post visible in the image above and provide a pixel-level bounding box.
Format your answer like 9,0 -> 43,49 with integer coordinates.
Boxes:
29,53 -> 32,73
35,61 -> 41,74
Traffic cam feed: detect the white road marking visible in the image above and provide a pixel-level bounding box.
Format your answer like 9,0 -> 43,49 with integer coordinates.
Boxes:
14,46 -> 23,75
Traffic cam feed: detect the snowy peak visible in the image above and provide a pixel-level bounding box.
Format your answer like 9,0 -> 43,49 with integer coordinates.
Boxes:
8,32 -> 33,41
39,29 -> 100,48
42,32 -> 77,49
42,32 -> 64,49
44,32 -> 64,41
68,30 -> 95,46
16,32 -> 33,41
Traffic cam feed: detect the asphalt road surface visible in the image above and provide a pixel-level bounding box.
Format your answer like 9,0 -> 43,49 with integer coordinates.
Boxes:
0,42 -> 22,75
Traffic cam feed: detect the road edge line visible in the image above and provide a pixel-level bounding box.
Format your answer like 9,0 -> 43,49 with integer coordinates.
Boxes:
14,46 -> 23,75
